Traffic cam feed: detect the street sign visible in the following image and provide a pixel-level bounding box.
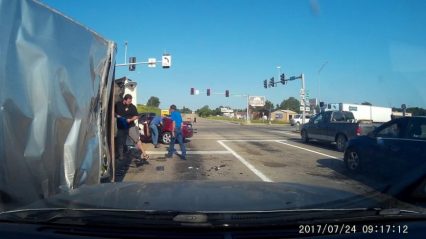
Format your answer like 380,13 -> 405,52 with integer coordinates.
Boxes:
221,107 -> 233,113
249,96 -> 266,107
148,58 -> 156,68
300,106 -> 310,112
162,54 -> 171,68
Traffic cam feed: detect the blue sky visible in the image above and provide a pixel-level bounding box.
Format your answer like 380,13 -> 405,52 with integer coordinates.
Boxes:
41,0 -> 426,110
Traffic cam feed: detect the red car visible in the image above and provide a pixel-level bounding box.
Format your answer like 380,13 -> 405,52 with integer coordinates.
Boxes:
138,115 -> 193,144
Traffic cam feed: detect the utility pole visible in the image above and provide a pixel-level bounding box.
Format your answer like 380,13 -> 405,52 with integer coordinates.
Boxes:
124,41 -> 128,64
301,74 -> 306,124
246,95 -> 250,123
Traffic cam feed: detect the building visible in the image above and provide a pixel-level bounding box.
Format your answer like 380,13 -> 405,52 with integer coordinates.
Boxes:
220,107 -> 235,118
271,110 -> 297,122
114,77 -> 138,103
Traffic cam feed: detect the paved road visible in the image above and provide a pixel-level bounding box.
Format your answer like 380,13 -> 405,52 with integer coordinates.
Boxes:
116,118 -> 386,195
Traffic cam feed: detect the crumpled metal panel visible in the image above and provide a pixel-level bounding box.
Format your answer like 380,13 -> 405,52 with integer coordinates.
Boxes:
0,0 -> 116,210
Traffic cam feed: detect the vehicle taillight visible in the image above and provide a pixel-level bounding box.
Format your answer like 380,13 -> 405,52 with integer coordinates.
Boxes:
356,126 -> 361,136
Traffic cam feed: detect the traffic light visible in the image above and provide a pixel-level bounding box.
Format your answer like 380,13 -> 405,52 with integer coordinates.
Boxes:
269,77 -> 275,88
190,88 -> 195,95
280,73 -> 286,84
207,88 -> 211,96
263,79 -> 267,89
225,90 -> 229,97
129,57 -> 136,71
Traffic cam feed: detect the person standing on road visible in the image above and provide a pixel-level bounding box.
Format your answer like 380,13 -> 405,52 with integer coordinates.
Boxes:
149,115 -> 163,148
115,94 -> 149,161
165,104 -> 186,160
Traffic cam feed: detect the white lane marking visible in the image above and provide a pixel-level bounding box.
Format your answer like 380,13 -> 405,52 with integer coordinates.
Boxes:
270,131 -> 299,136
193,135 -> 278,138
220,139 -> 282,142
217,140 -> 273,182
146,151 -> 232,155
274,141 -> 339,159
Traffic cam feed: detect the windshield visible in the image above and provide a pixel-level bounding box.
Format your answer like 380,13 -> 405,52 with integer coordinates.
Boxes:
1,0 -> 426,232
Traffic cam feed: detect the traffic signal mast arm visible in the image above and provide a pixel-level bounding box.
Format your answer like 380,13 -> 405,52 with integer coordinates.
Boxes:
263,73 -> 307,124
115,59 -> 163,66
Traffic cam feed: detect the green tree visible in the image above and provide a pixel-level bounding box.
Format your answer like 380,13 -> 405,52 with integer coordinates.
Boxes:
407,107 -> 426,116
180,106 -> 192,114
196,105 -> 212,117
212,106 -> 223,116
264,100 -> 274,113
146,96 -> 160,108
279,97 -> 300,113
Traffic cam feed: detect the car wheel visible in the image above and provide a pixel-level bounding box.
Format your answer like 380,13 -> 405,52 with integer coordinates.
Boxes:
344,148 -> 362,172
336,134 -> 347,152
301,130 -> 309,143
162,132 -> 172,144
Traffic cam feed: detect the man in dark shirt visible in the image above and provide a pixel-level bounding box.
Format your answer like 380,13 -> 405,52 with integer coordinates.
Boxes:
115,94 -> 149,161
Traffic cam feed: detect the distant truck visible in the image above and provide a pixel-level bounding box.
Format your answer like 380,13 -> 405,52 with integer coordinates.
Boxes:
324,103 -> 392,123
301,111 -> 378,152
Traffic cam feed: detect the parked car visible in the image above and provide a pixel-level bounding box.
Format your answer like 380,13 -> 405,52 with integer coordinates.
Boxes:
300,111 -> 378,151
138,112 -> 157,122
139,116 -> 193,144
290,114 -> 311,126
344,117 -> 426,178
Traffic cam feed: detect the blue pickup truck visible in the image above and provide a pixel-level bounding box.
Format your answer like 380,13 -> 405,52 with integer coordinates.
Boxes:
300,111 -> 378,151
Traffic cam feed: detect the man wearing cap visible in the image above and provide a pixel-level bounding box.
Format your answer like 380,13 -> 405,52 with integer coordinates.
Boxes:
165,104 -> 186,160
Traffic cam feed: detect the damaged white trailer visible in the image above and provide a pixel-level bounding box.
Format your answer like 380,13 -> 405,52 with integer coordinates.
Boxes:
0,0 -> 117,210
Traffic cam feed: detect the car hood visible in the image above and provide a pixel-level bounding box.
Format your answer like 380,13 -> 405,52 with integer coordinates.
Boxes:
19,181 -> 393,212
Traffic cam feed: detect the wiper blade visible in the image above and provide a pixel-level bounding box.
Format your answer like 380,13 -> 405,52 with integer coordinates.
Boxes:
0,208 -> 184,226
1,207 -> 425,227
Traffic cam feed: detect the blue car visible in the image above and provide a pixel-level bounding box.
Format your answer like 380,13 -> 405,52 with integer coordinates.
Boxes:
344,117 -> 426,178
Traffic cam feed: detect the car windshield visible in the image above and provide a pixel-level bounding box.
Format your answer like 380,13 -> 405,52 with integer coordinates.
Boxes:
1,0 -> 426,233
